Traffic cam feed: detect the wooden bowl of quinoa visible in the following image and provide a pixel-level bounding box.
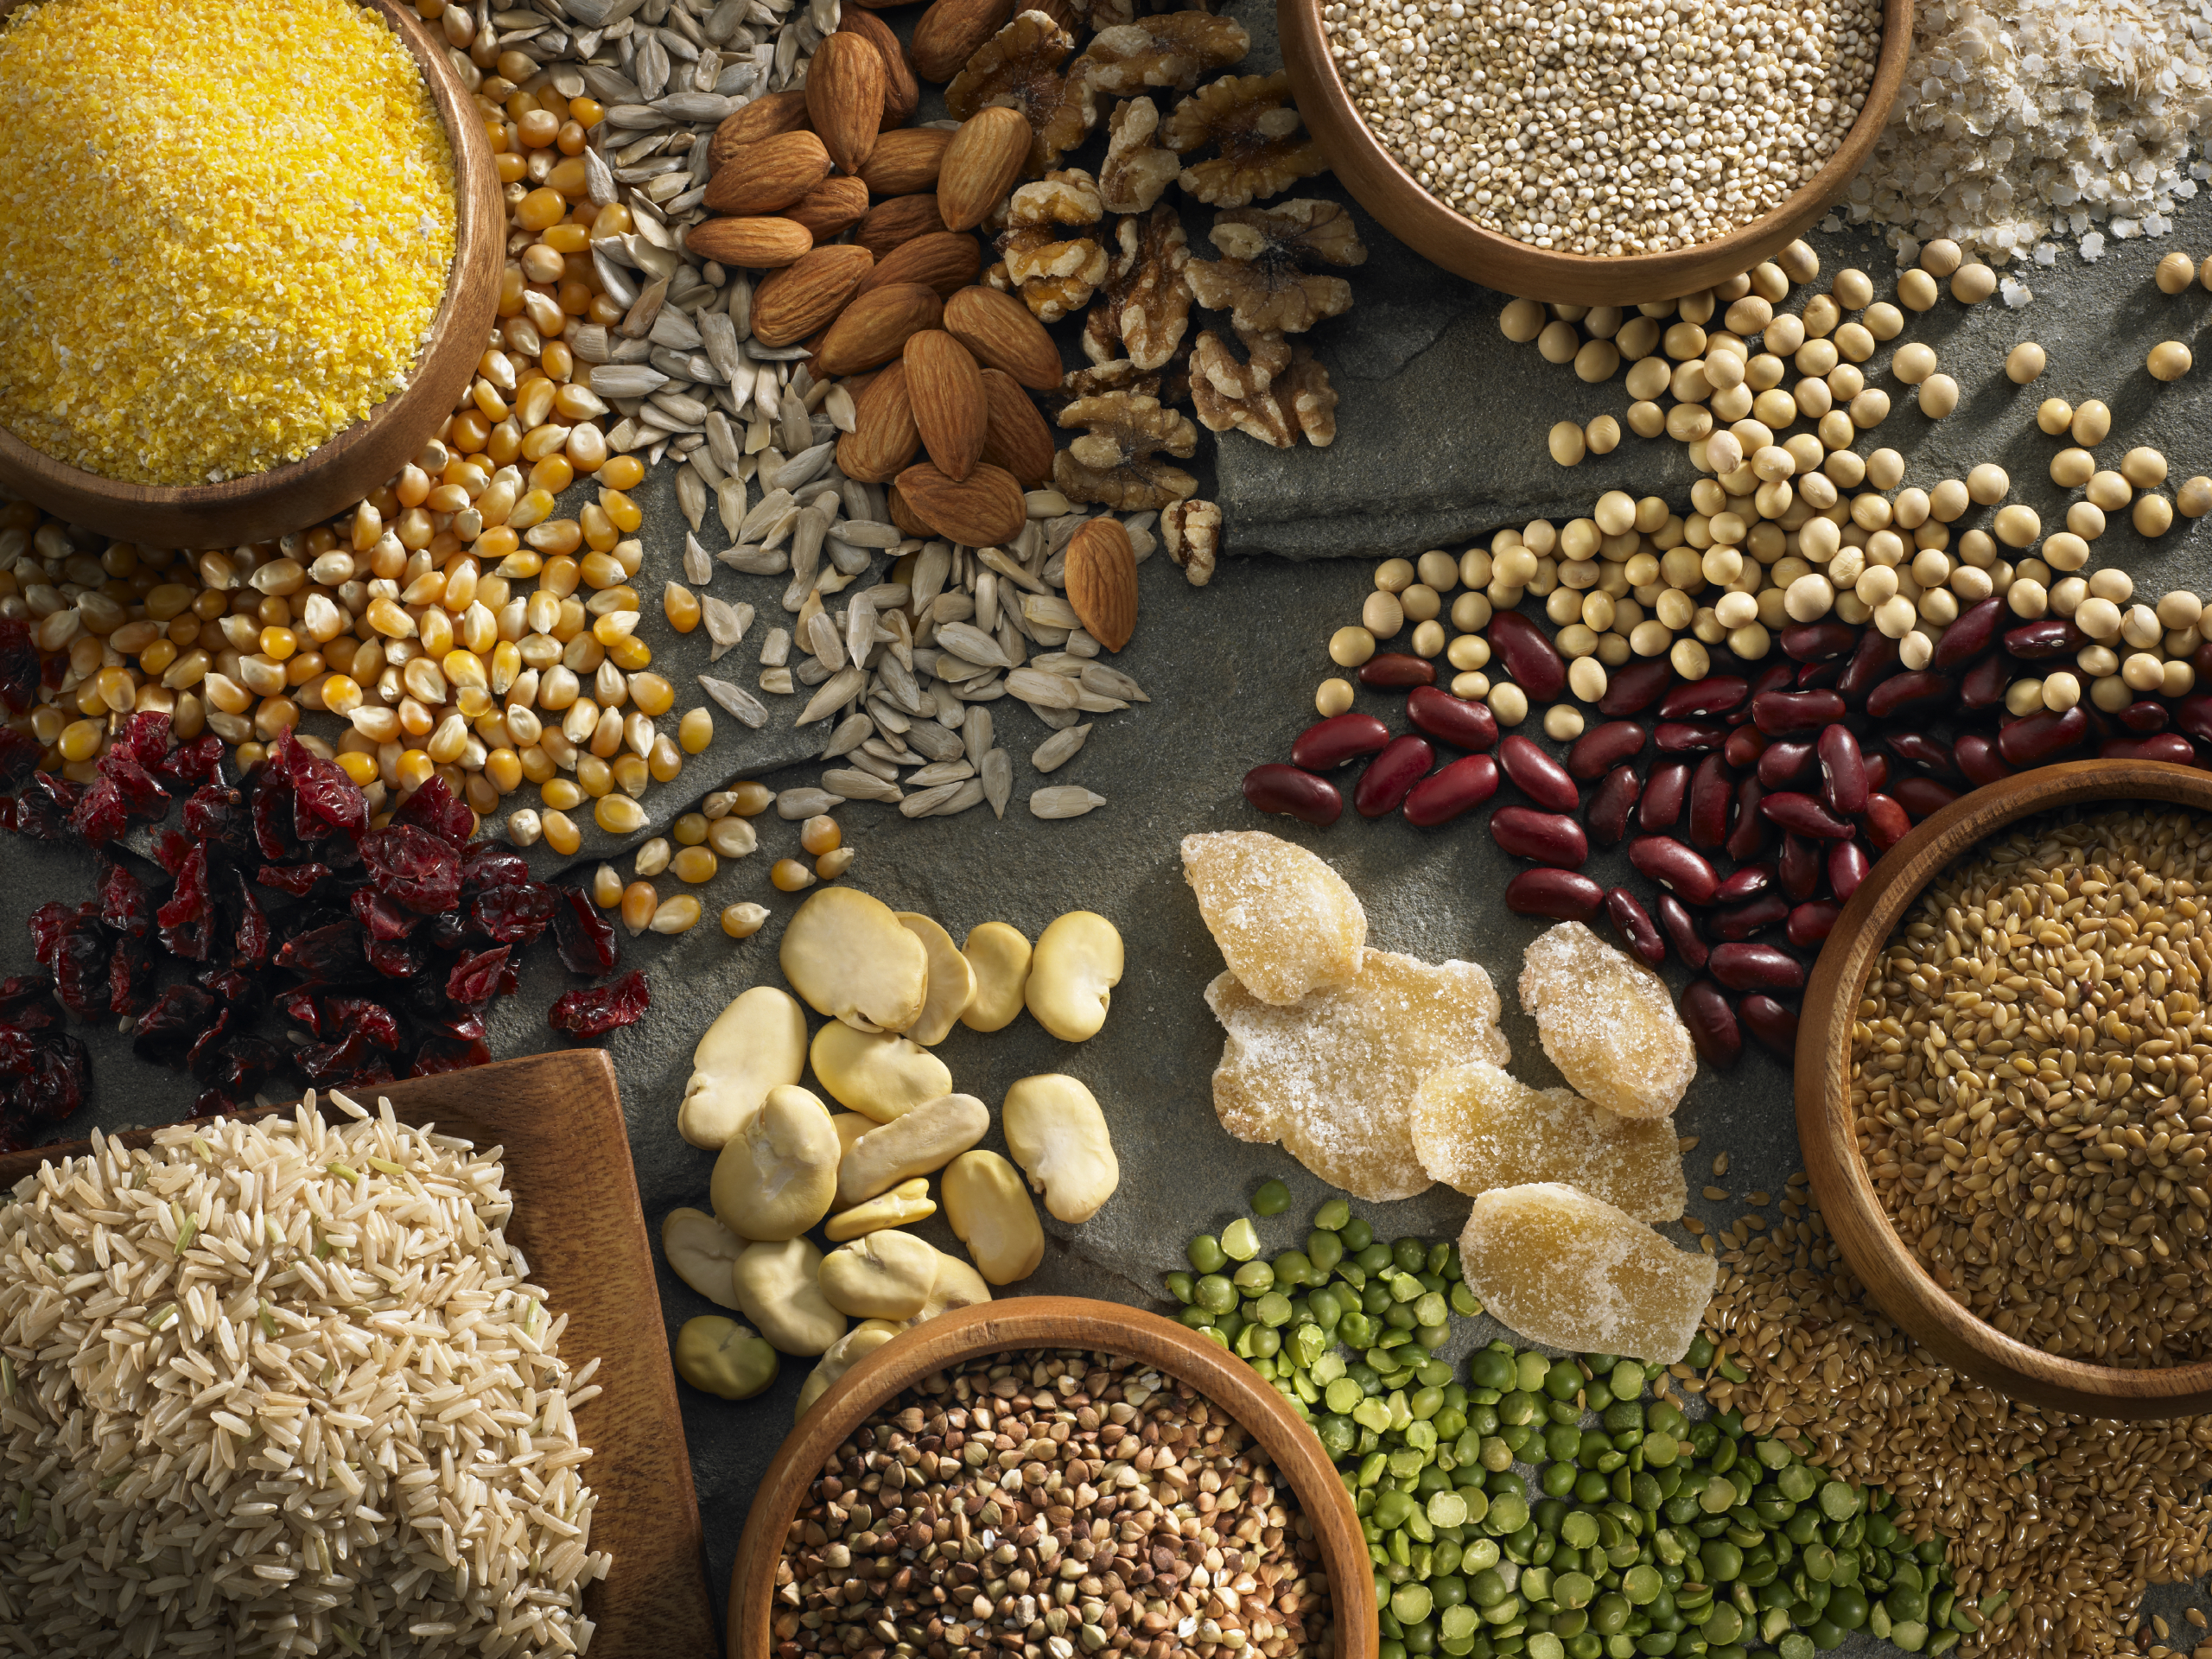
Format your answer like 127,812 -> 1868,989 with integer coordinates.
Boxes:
0,0 -> 500,546
1796,758 -> 2212,1420
1277,0 -> 1915,304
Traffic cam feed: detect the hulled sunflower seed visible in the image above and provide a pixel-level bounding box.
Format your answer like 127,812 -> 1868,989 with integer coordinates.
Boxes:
822,712 -> 873,760
684,532 -> 713,585
696,673 -> 768,728
899,782 -> 966,818
1007,667 -> 1079,710
702,596 -> 753,655
935,621 -> 1010,669
981,749 -> 1012,819
760,627 -> 791,667
930,779 -> 987,817
876,654 -> 924,714
822,769 -> 903,804
1033,723 -> 1092,772
1031,786 -> 1106,820
902,720 -> 965,763
805,610 -> 846,673
1079,664 -> 1148,702
1074,690 -> 1129,715
584,364 -> 668,400
962,706 -> 993,766
719,543 -> 787,575
779,787 -> 844,818
906,760 -> 976,788
795,664 -> 866,725
760,666 -> 795,695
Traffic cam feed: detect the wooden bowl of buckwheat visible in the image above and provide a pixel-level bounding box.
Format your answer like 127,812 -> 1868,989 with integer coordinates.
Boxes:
1798,759 -> 2212,1420
728,1297 -> 1376,1659
1277,0 -> 1916,304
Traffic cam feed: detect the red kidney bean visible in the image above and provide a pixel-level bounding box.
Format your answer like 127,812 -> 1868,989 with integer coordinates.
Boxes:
1655,721 -> 1726,754
1997,705 -> 2089,766
1726,777 -> 1770,864
1406,683 -> 1499,752
1679,980 -> 1742,1070
2178,693 -> 2212,746
1687,754 -> 1734,850
1504,867 -> 1605,921
2119,700 -> 2171,734
1761,791 -> 1853,840
1863,751 -> 1891,794
1815,724 -> 1867,817
1403,754 -> 1501,826
1837,631 -> 1899,704
1960,652 -> 2009,711
1659,676 -> 1749,720
1713,864 -> 1773,905
1779,831 -> 1821,900
1486,612 -> 1567,702
1354,734 -> 1434,817
1953,732 -> 2012,787
1358,653 -> 1435,690
1243,765 -> 1342,825
1598,657 -> 1673,717
1880,733 -> 1956,780
2196,639 -> 2212,684
1713,893 -> 1789,941
1864,794 -> 1910,851
1891,776 -> 1961,820
1639,760 -> 1689,832
1752,690 -> 1847,736
1291,712 -> 1391,771
1605,887 -> 1666,967
1567,720 -> 1646,779
1724,725 -> 1769,770
1786,900 -> 1840,948
1739,995 -> 1798,1058
1491,806 -> 1588,868
1654,893 -> 1709,970
2003,619 -> 2085,660
1588,765 -> 1642,846
1709,942 -> 1806,993
1782,621 -> 1858,663
2101,733 -> 2199,766
1827,840 -> 1870,902
1758,737 -> 1816,789
1929,596 -> 2005,671
1498,734 -> 1580,811
1796,659 -> 1845,691
1629,835 -> 1721,905
1865,672 -> 1952,721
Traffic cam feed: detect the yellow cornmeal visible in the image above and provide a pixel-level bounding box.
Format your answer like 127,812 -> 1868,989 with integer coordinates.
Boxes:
0,0 -> 456,486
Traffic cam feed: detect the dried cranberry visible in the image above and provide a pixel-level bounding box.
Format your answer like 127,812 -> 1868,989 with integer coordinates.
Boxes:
30,899 -> 92,966
462,842 -> 531,892
324,998 -> 403,1052
69,774 -> 132,844
229,869 -> 271,966
53,925 -> 114,1021
109,936 -> 155,1015
183,784 -> 251,855
366,936 -> 427,979
94,745 -> 170,818
475,881 -> 556,944
276,921 -> 366,985
447,946 -> 511,1007
156,843 -> 215,961
156,734 -> 226,785
132,984 -> 218,1065
0,617 -> 36,714
360,823 -> 463,915
194,965 -> 259,1012
187,1009 -> 239,1082
0,725 -> 41,793
0,975 -> 61,1033
550,969 -> 651,1038
278,731 -> 368,838
1,1031 -> 90,1125
392,774 -> 474,847
98,858 -> 152,938
13,773 -> 79,839
257,861 -> 328,897
410,1033 -> 491,1076
351,887 -> 421,941
298,1025 -> 373,1085
424,909 -> 471,951
253,777 -> 299,861
553,886 -> 620,976
276,990 -> 323,1034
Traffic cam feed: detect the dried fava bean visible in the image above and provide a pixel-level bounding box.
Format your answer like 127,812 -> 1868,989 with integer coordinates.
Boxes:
810,1023 -> 956,1123
1242,762 -> 1344,825
731,1236 -> 847,1355
818,1229 -> 941,1320
906,1249 -> 994,1325
1181,830 -> 1365,1004
1002,1073 -> 1122,1222
780,886 -> 931,1033
942,1149 -> 1046,1284
679,986 -> 809,1150
793,1319 -> 899,1419
893,911 -> 976,1046
1459,1182 -> 1717,1363
1025,910 -> 1123,1041
1520,921 -> 1696,1120
960,920 -> 1033,1033
825,1178 -> 938,1242
675,1316 -> 781,1400
1411,1059 -> 1688,1221
661,1206 -> 748,1310
836,1092 -> 990,1205
711,1084 -> 842,1242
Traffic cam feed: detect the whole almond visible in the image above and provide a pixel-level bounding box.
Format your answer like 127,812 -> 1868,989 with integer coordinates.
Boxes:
709,90 -> 812,169
944,284 -> 1061,391
936,107 -> 1031,232
703,130 -> 833,217
887,483 -> 932,540
912,0 -> 1015,81
804,34 -> 886,175
685,216 -> 814,269
1065,518 -> 1139,652
894,461 -> 1028,549
785,176 -> 871,243
859,129 -> 952,196
855,231 -> 983,301
817,283 -> 945,377
752,244 -> 876,347
837,362 -> 922,483
837,10 -> 920,129
856,194 -> 950,258
978,368 -> 1054,486
904,331 -> 988,482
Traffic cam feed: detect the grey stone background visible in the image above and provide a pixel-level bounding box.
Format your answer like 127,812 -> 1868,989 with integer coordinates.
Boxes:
17,0 -> 2212,1643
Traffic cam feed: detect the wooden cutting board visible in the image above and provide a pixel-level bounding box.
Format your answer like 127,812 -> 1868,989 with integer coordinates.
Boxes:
0,1049 -> 715,1658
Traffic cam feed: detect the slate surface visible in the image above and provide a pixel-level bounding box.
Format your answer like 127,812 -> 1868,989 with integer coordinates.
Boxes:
15,7 -> 2212,1641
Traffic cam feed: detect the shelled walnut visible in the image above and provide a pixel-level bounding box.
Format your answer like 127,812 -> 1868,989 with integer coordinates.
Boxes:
1162,73 -> 1326,207
1285,344 -> 1338,445
1191,327 -> 1293,445
1082,206 -> 1192,371
1185,199 -> 1364,334
1162,499 -> 1222,585
1098,97 -> 1183,214
1055,390 -> 1199,508
995,168 -> 1109,321
1055,357 -> 1189,410
946,10 -> 1096,172
1077,12 -> 1249,95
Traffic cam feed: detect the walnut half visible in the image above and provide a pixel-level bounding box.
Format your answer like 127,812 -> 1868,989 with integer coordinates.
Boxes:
1077,12 -> 1249,97
946,11 -> 1096,174
1082,206 -> 1192,372
1161,73 -> 1326,208
1162,499 -> 1222,586
1190,330 -> 1337,449
997,168 -> 1109,322
1184,200 -> 1366,334
1055,391 -> 1198,511
1098,97 -> 1182,215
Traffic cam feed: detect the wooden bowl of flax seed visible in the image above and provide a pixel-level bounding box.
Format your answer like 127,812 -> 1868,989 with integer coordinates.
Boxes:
728,1297 -> 1376,1659
0,0 -> 500,548
1797,758 -> 2212,1420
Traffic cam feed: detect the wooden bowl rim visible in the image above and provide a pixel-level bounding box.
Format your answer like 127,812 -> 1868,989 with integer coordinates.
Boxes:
0,0 -> 493,510
1796,759 -> 2212,1417
1275,0 -> 1916,301
727,1296 -> 1378,1659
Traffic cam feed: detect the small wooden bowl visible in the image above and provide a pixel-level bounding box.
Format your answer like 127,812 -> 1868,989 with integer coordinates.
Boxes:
1796,759 -> 2212,1420
728,1297 -> 1377,1659
1277,0 -> 1916,304
0,0 -> 500,547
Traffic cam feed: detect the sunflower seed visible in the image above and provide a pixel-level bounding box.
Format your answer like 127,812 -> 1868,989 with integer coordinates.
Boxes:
902,718 -> 965,763
1033,704 -> 1082,730
961,707 -> 993,766
719,543 -> 786,576
696,673 -> 767,728
660,90 -> 736,121
950,674 -> 1006,702
822,769 -> 903,804
1027,489 -> 1074,518
584,363 -> 668,400
906,760 -> 976,788
1020,593 -> 1082,630
899,782 -> 965,818
739,486 -> 794,544
1074,690 -> 1128,715
876,653 -> 924,714
866,696 -> 911,734
930,779 -> 987,817
1033,723 -> 1092,772
829,519 -> 900,550
804,609 -> 846,673
796,664 -> 865,725
862,736 -> 914,766
843,592 -> 878,671
821,713 -> 873,760
1127,524 -> 1156,563
975,571 -> 1000,634
843,749 -> 902,783
1065,628 -> 1100,658
936,621 -> 1010,670
1079,664 -> 1148,702
779,787 -> 843,818
912,543 -> 952,612
1007,667 -> 1079,709
774,441 -> 837,493
702,594 -> 752,647
981,749 -> 1012,819
1029,786 -> 1106,820
760,666 -> 795,695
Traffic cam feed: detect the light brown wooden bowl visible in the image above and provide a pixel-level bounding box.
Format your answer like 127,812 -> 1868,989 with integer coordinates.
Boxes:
1277,0 -> 1916,305
0,0 -> 500,548
728,1297 -> 1377,1659
1796,758 -> 2212,1420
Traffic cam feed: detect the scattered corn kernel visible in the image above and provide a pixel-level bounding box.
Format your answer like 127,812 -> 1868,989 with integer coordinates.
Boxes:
799,815 -> 842,855
721,901 -> 770,938
634,837 -> 671,878
772,858 -> 817,893
620,880 -> 658,936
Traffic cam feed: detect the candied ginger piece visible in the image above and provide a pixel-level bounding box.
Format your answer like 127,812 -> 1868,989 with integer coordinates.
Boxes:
1410,1061 -> 1686,1222
1180,830 -> 1364,1004
1519,922 -> 1695,1120
1459,1182 -> 1717,1363
1206,947 -> 1508,1201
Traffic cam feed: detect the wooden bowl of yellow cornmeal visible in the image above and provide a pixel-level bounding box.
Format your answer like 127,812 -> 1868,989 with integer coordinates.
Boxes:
0,0 -> 501,545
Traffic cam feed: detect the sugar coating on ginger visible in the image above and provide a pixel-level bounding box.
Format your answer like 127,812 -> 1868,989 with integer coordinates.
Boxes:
1519,922 -> 1695,1120
1459,1181 -> 1717,1363
1180,830 -> 1366,1005
1207,947 -> 1509,1202
1410,1060 -> 1687,1222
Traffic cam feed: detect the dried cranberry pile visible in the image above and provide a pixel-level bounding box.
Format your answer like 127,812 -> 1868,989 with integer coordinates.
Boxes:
0,714 -> 647,1150
1246,595 -> 2212,1069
